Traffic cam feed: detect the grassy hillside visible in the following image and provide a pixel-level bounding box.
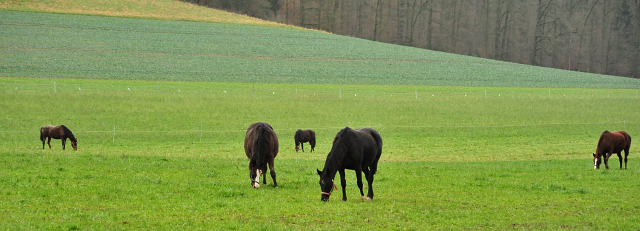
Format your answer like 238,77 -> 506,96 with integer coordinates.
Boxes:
0,0 -> 287,27
2,10 -> 640,88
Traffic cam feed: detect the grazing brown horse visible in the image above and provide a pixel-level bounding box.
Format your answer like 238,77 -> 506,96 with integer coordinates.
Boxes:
244,122 -> 279,188
40,125 -> 77,150
294,129 -> 316,152
593,130 -> 631,170
317,127 -> 382,201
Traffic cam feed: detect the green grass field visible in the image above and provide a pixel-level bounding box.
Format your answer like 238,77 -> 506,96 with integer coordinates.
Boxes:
2,8 -> 640,230
3,11 -> 640,88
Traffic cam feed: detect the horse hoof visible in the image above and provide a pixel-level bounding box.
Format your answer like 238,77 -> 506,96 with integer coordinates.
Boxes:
361,196 -> 371,201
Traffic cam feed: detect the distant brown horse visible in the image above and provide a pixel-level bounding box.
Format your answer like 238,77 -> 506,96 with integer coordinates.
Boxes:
294,129 -> 316,152
593,130 -> 631,170
40,125 -> 77,150
244,122 -> 279,188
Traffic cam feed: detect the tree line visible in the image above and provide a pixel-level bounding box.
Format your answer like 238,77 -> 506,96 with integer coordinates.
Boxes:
181,0 -> 640,79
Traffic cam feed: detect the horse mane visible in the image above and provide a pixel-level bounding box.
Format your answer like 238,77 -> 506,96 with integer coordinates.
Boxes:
251,123 -> 272,167
294,129 -> 302,142
597,130 -> 611,147
60,125 -> 76,142
322,127 -> 352,178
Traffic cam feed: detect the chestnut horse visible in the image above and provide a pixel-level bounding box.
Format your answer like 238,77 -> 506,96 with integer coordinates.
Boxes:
593,130 -> 631,170
244,122 -> 279,188
317,127 -> 382,201
294,129 -> 316,152
40,125 -> 77,150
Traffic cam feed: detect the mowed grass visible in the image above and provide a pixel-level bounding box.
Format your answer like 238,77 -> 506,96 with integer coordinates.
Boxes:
2,11 -> 640,88
3,152 -> 640,230
1,78 -> 640,229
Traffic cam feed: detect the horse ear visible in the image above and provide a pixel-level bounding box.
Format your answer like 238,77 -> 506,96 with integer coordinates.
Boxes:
316,169 -> 322,175
592,153 -> 596,157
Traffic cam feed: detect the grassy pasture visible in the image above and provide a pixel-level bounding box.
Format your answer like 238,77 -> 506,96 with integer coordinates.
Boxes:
2,8 -> 640,230
1,78 -> 640,229
2,11 -> 640,88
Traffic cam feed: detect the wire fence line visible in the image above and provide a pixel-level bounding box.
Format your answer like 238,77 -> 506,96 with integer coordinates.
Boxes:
1,121 -> 634,134
3,81 -> 638,99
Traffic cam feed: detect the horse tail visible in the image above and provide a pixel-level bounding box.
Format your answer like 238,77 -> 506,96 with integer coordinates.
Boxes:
309,130 -> 316,141
251,123 -> 271,167
369,129 -> 383,175
40,127 -> 45,141
623,131 -> 632,149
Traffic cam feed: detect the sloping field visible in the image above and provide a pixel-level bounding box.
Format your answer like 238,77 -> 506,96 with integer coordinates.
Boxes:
2,10 -> 639,88
1,7 -> 640,230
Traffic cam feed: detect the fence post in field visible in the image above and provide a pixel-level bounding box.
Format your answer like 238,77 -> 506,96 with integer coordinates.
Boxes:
158,84 -> 160,93
340,89 -> 342,99
54,81 -> 56,93
485,90 -> 487,98
415,91 -> 417,99
253,86 -> 255,96
200,125 -> 203,141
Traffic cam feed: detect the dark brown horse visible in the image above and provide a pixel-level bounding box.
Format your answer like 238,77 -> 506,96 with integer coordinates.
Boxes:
40,125 -> 77,150
244,122 -> 279,188
593,130 -> 631,170
294,129 -> 316,152
317,127 -> 382,201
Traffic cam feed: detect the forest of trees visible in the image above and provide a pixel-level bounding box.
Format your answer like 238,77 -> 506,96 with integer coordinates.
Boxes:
181,0 -> 640,79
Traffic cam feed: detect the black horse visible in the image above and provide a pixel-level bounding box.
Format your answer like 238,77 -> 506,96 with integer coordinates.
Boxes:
294,129 -> 316,152
244,122 -> 279,188
40,125 -> 77,150
317,127 -> 382,201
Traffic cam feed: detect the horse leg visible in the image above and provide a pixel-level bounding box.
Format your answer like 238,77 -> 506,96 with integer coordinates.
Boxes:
42,137 -> 45,149
354,167 -> 367,201
338,169 -> 347,201
604,152 -> 613,170
624,148 -> 629,170
268,160 -> 277,188
616,152 -> 623,169
47,137 -> 52,149
310,139 -> 315,152
362,167 -> 374,200
62,137 -> 66,150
